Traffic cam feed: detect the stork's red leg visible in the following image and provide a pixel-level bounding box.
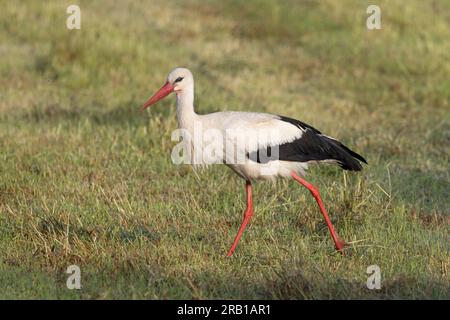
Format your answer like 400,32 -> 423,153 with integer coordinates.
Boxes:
291,172 -> 347,253
227,181 -> 253,257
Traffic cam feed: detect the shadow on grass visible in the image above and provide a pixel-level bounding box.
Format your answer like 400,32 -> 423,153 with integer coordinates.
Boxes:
2,262 -> 447,299
255,267 -> 449,300
390,166 -> 449,214
0,251 -> 450,300
9,100 -> 176,127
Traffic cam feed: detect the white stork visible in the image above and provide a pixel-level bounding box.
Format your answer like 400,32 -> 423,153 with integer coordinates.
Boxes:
141,67 -> 367,256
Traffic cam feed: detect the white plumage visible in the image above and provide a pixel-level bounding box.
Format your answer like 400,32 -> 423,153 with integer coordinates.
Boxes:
198,111 -> 308,180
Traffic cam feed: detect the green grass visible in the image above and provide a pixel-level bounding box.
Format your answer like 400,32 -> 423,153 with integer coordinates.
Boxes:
0,0 -> 449,299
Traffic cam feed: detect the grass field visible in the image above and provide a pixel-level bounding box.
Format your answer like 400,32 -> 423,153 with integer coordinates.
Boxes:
0,0 -> 449,299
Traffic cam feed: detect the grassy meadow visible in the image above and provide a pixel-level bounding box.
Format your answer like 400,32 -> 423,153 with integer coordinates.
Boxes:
0,0 -> 449,299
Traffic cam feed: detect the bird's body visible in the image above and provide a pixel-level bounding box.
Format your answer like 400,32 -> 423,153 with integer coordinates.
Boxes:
142,67 -> 367,256
178,110 -> 309,180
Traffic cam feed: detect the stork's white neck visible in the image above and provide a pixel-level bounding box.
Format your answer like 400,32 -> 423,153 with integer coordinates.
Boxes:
176,84 -> 197,130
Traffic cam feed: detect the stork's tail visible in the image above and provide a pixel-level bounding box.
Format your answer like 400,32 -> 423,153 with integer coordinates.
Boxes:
322,136 -> 367,171
250,115 -> 368,171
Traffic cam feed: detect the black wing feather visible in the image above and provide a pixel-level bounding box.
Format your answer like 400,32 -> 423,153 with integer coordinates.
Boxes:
249,115 -> 367,171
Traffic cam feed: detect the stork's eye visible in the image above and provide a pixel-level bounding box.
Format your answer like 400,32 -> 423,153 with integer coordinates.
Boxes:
174,77 -> 184,83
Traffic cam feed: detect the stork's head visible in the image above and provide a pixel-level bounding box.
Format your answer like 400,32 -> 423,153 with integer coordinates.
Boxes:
141,67 -> 193,110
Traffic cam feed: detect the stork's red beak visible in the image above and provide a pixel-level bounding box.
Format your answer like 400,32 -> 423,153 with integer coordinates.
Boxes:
141,81 -> 174,111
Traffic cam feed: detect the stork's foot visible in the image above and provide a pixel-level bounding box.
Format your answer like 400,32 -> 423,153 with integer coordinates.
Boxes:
335,238 -> 348,255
